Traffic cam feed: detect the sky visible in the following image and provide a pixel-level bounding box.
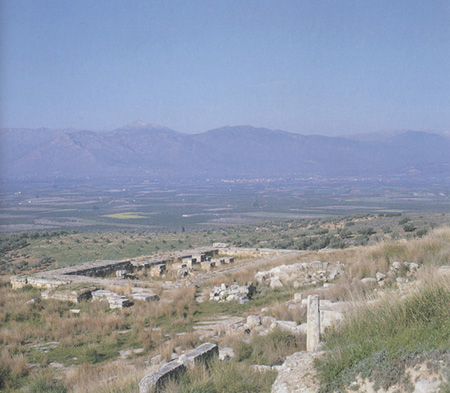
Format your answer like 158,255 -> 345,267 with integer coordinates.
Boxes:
1,0 -> 449,135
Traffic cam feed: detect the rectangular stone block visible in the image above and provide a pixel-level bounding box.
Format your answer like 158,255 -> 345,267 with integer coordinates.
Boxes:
307,295 -> 320,352
181,343 -> 218,369
139,360 -> 186,393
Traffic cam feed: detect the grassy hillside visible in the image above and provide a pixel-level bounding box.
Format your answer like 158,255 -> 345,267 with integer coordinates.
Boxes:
316,228 -> 450,392
0,221 -> 449,392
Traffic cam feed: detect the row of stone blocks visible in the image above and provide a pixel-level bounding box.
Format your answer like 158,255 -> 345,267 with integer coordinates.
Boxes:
139,343 -> 218,393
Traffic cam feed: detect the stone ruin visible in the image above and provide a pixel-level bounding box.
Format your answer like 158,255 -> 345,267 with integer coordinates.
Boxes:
209,282 -> 256,303
255,261 -> 344,289
10,247 -> 220,308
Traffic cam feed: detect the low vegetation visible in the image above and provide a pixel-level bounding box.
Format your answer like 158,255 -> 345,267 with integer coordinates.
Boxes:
164,359 -> 277,393
1,216 -> 450,392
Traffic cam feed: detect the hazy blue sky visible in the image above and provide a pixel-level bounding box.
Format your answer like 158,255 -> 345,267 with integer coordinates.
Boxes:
1,0 -> 449,135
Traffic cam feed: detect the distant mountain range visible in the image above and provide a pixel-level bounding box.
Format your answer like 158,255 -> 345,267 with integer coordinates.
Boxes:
1,123 -> 449,181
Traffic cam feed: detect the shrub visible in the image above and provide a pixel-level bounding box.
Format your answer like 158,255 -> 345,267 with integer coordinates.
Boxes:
403,223 -> 416,232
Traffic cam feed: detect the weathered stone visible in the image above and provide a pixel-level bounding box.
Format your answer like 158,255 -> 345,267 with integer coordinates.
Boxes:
270,320 -> 303,335
201,261 -> 215,271
218,347 -> 235,361
151,354 -> 162,365
320,309 -> 343,333
261,316 -> 276,327
177,268 -> 189,278
180,343 -> 218,369
42,287 -> 95,303
294,293 -> 302,301
246,315 -> 261,329
116,270 -> 127,278
270,277 -> 284,289
251,365 -> 273,372
438,265 -> 450,275
26,297 -> 41,304
271,351 -> 323,393
392,261 -> 404,271
413,379 -> 441,393
10,276 -> 28,289
307,295 -> 320,352
376,272 -> 386,281
92,290 -> 132,309
361,277 -> 377,287
213,242 -> 229,248
150,264 -> 166,277
192,254 -> 206,263
139,360 -> 186,393
131,292 -> 159,302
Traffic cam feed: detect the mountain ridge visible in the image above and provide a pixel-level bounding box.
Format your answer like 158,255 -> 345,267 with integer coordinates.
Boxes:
1,124 -> 449,181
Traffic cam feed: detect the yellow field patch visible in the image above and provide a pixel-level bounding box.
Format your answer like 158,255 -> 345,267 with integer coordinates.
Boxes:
102,212 -> 146,219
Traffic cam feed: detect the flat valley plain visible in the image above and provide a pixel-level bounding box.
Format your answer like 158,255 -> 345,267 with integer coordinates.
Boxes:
1,178 -> 449,233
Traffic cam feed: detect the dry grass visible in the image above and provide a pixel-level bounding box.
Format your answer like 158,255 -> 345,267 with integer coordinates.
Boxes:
262,301 -> 306,324
65,358 -> 147,393
0,347 -> 29,378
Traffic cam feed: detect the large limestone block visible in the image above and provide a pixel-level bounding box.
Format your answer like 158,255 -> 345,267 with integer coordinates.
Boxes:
139,361 -> 186,393
179,343 -> 218,369
307,295 -> 320,352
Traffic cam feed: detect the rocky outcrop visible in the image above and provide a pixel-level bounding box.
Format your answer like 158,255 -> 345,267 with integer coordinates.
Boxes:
271,351 -> 323,393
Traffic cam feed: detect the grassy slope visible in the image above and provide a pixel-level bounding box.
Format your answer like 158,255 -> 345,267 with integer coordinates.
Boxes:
316,228 -> 450,392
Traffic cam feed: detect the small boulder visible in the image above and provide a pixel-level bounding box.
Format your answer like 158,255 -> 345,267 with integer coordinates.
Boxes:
270,277 -> 284,289
261,316 -> 276,327
361,277 -> 377,287
246,315 -> 261,329
219,347 -> 235,361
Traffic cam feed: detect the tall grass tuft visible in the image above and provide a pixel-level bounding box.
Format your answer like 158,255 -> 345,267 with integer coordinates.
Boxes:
163,358 -> 277,393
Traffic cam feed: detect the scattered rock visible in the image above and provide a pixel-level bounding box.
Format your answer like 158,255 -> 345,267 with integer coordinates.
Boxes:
209,283 -> 255,303
177,268 -> 189,278
251,365 -> 274,373
270,320 -> 304,335
26,297 -> 41,304
151,354 -> 162,365
413,379 -> 441,393
255,262 -> 344,289
219,347 -> 235,361
361,277 -> 377,287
